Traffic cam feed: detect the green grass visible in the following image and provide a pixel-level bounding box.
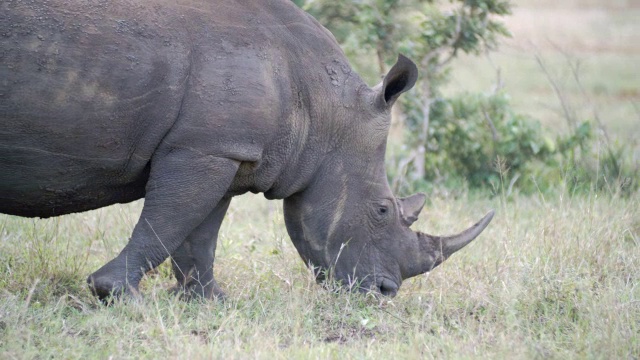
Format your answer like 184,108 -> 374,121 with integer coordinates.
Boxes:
1,190 -> 638,358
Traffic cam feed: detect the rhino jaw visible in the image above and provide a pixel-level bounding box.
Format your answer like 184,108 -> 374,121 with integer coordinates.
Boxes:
402,210 -> 495,279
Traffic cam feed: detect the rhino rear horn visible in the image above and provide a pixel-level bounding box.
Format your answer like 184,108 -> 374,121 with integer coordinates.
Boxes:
397,193 -> 426,226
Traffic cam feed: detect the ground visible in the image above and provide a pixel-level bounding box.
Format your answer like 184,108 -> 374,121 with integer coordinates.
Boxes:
0,1 -> 638,358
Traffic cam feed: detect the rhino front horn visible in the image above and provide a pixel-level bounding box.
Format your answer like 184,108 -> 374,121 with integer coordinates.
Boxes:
402,210 -> 495,279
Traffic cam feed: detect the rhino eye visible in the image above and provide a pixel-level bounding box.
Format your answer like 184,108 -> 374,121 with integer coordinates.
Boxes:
370,200 -> 393,223
377,205 -> 389,220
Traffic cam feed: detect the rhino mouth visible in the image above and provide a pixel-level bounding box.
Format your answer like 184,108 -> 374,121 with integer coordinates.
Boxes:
376,278 -> 399,297
313,268 -> 399,297
354,277 -> 399,297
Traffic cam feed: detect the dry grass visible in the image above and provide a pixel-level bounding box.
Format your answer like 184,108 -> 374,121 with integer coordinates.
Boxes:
0,190 -> 638,358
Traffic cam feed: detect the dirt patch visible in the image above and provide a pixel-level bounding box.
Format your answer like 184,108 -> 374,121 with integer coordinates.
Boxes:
323,327 -> 378,344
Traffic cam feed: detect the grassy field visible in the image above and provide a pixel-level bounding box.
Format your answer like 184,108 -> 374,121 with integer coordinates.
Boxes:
1,191 -> 638,358
1,1 -> 639,359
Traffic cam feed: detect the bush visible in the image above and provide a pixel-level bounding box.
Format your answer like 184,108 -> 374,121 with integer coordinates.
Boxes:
398,90 -> 638,195
402,91 -> 554,191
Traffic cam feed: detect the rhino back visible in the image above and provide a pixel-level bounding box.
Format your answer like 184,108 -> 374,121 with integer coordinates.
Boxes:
166,0 -> 357,198
0,0 -> 355,217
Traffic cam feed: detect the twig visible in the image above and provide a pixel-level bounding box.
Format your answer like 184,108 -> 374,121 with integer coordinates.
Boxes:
375,307 -> 414,327
392,151 -> 417,193
422,12 -> 462,68
486,51 -> 504,94
145,218 -> 187,286
534,51 -> 576,130
482,107 -> 500,143
558,47 -> 611,142
556,46 -> 621,177
23,279 -> 40,311
507,173 -> 520,197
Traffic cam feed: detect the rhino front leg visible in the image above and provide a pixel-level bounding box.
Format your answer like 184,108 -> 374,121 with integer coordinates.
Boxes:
87,149 -> 239,301
170,196 -> 231,300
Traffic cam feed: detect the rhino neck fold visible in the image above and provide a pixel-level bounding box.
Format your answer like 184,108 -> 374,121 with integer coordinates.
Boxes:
262,81 -> 350,200
282,156 -> 353,269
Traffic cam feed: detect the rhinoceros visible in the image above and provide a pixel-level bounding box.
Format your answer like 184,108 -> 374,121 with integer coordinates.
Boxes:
0,0 -> 493,300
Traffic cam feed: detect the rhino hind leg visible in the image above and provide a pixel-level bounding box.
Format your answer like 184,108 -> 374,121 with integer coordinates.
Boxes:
87,150 -> 240,301
170,197 -> 231,300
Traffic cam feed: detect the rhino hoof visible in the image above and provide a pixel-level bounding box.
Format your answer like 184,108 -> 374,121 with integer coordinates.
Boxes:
87,275 -> 133,303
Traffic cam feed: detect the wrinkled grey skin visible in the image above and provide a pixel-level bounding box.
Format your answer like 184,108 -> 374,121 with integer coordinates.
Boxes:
0,0 -> 493,300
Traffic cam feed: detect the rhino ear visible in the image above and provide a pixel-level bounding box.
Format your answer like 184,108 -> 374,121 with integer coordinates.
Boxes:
397,193 -> 426,226
376,54 -> 418,109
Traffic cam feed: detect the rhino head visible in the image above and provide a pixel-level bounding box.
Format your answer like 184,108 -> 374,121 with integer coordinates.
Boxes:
283,55 -> 494,296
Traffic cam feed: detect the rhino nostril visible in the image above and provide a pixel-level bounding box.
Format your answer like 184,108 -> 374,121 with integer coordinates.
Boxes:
378,279 -> 398,297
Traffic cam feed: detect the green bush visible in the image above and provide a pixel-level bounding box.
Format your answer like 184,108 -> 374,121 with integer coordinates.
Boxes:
402,92 -> 554,191
400,90 -> 637,195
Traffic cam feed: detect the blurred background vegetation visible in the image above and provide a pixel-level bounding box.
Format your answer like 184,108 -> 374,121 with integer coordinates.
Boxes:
294,0 -> 639,197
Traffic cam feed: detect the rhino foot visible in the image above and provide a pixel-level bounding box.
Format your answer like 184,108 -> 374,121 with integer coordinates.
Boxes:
87,271 -> 141,304
169,280 -> 226,302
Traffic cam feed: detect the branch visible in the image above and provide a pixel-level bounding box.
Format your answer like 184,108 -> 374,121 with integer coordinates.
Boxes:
482,107 -> 500,143
421,12 -> 462,69
435,10 -> 465,71
557,46 -> 610,143
556,45 -> 622,177
534,51 -> 576,130
485,51 -> 504,94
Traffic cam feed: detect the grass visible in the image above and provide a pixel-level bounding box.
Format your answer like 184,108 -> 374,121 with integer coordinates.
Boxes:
1,190 -> 638,358
1,1 -> 639,358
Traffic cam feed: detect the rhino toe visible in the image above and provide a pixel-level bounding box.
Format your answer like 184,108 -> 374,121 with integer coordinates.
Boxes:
87,275 -> 128,303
